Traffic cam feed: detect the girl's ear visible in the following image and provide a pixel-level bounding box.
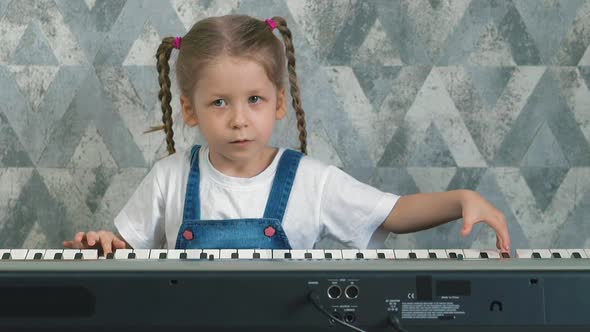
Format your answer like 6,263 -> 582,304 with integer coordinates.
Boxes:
276,88 -> 287,120
180,95 -> 199,127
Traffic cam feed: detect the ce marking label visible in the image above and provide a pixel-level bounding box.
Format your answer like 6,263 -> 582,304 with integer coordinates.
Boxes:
407,293 -> 415,299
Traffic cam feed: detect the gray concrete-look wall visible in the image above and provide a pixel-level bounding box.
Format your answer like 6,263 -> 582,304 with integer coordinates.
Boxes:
1,0 -> 589,250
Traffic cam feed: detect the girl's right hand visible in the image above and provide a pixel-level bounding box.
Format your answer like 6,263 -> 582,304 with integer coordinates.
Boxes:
63,231 -> 129,256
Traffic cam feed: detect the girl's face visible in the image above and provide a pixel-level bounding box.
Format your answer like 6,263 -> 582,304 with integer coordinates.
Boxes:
180,55 -> 286,172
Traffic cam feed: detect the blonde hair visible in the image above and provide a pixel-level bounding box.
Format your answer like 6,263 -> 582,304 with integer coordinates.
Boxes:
148,14 -> 307,155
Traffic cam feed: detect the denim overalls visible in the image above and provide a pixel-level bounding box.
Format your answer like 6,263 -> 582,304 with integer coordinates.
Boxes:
175,145 -> 303,249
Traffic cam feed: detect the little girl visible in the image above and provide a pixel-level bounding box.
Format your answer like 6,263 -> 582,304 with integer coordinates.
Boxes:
64,14 -> 510,254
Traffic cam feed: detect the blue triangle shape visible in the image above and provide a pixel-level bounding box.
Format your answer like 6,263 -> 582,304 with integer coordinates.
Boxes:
521,121 -> 569,167
467,67 -> 515,108
9,20 -> 59,65
352,66 -> 402,109
408,123 -> 457,167
0,112 -> 34,166
0,170 -> 67,247
521,167 -> 569,212
125,66 -> 159,112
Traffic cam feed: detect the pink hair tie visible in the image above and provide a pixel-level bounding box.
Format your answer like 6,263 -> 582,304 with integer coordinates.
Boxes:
265,18 -> 278,31
172,36 -> 182,49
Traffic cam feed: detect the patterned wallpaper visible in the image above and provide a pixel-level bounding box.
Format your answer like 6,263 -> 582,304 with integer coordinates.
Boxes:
1,0 -> 589,250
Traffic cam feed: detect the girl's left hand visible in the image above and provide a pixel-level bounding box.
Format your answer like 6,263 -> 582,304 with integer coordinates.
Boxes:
459,190 -> 511,252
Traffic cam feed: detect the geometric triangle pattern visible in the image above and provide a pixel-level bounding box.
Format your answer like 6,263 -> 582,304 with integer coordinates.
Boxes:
0,0 -> 589,250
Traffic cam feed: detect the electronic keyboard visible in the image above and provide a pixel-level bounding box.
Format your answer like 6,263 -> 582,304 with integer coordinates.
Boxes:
0,248 -> 588,332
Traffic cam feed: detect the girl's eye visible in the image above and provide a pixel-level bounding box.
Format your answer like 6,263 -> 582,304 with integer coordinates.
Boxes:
212,99 -> 226,107
249,96 -> 262,104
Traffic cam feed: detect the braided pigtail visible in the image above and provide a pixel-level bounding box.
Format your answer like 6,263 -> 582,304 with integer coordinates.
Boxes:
145,36 -> 177,155
272,17 -> 307,155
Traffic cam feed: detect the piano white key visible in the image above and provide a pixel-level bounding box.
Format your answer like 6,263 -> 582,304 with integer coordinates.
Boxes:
272,249 -> 291,259
358,249 -> 379,259
254,249 -> 272,259
307,249 -> 325,259
149,249 -> 169,259
585,249 -> 590,258
480,249 -> 500,259
341,249 -> 360,260
427,249 -> 448,259
568,249 -> 587,258
62,249 -> 80,260
25,249 -> 46,260
462,249 -> 499,259
290,249 -> 307,259
446,249 -> 465,259
516,249 -> 533,258
323,249 -> 343,259
184,249 -> 203,259
81,249 -> 98,260
9,249 -> 28,260
237,249 -> 255,259
114,249 -> 133,259
394,250 -> 411,259
412,250 -> 430,259
220,249 -> 237,259
517,249 -> 551,258
549,249 -> 570,259
130,249 -> 150,259
375,249 -> 395,259
166,249 -> 186,259
202,249 -> 219,259
43,249 -> 64,260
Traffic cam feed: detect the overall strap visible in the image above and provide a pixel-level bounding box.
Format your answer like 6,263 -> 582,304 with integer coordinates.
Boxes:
263,149 -> 304,222
182,145 -> 202,221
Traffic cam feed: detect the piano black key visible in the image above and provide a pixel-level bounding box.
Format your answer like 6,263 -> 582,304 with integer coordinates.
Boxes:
304,253 -> 312,259
449,252 -> 458,259
231,252 -> 239,259
53,253 -> 63,260
284,252 -> 292,259
572,252 -> 582,259
325,252 -> 333,259
253,252 -> 260,259
356,252 -> 364,259
458,254 -> 464,260
199,252 -> 207,259
180,253 -> 187,259
408,252 -> 417,259
128,252 -> 136,259
552,252 -> 561,258
480,252 -> 489,259
501,252 -> 510,258
159,252 -> 167,259
208,254 -> 214,261
532,252 -> 542,259
33,253 -> 42,260
74,252 -> 83,260
106,252 -> 114,259
429,252 -> 437,259
377,252 -> 386,259
1,253 -> 11,260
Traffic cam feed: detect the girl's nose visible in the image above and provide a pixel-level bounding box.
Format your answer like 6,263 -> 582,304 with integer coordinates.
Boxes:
230,107 -> 248,128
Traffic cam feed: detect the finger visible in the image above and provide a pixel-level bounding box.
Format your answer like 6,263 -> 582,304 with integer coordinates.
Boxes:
86,231 -> 98,246
113,237 -> 127,249
102,239 -> 113,255
489,218 -> 510,251
63,240 -> 73,248
460,221 -> 474,237
74,232 -> 86,243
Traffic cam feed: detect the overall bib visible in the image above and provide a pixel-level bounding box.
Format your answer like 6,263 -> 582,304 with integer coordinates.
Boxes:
175,145 -> 303,249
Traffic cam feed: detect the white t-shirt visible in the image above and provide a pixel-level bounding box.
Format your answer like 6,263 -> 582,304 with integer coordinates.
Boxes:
114,145 -> 400,249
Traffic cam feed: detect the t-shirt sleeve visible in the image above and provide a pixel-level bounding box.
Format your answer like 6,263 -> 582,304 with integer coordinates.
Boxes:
319,166 -> 400,249
114,163 -> 166,249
